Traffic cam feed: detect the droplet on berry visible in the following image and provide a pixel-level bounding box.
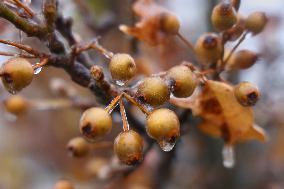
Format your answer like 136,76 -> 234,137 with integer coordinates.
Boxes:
146,108 -> 180,151
109,53 -> 137,85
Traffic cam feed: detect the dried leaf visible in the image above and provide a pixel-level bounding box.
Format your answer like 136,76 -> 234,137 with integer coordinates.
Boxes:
192,80 -> 264,144
119,0 -> 174,46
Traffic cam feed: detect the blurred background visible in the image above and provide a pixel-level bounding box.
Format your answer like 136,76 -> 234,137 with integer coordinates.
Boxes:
0,0 -> 284,189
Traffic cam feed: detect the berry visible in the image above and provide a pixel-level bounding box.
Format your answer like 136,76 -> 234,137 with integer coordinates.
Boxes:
136,77 -> 170,107
146,108 -> 180,145
159,12 -> 180,34
166,65 -> 197,98
109,53 -> 137,82
234,81 -> 260,106
227,50 -> 258,70
211,2 -> 237,31
114,130 -> 144,165
1,58 -> 34,94
54,180 -> 74,189
194,33 -> 223,64
67,137 -> 89,157
4,95 -> 28,115
79,107 -> 112,141
245,12 -> 267,35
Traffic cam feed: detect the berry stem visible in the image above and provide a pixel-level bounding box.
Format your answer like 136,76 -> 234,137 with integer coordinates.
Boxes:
0,51 -> 36,58
12,0 -> 34,18
33,58 -> 49,70
223,32 -> 248,66
105,94 -> 123,114
123,92 -> 151,116
119,98 -> 130,131
177,32 -> 195,52
0,39 -> 43,57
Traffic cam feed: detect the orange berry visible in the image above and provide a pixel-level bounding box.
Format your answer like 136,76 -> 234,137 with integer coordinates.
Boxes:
67,137 -> 89,157
4,95 -> 28,115
159,12 -> 180,35
245,12 -> 268,35
234,82 -> 260,106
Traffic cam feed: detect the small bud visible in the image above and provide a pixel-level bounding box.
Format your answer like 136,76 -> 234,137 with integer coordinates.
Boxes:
234,81 -> 260,106
54,180 -> 75,189
136,77 -> 170,107
90,65 -> 104,81
79,107 -> 112,141
114,130 -> 144,165
245,12 -> 268,35
211,2 -> 237,31
1,58 -> 34,94
4,95 -> 28,115
227,50 -> 258,70
109,53 -> 137,83
194,33 -> 223,64
67,137 -> 89,158
159,12 -> 180,35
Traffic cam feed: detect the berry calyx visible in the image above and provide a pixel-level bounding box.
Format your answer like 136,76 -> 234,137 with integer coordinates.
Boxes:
211,2 -> 237,32
109,53 -> 137,83
4,95 -> 28,115
245,12 -> 267,35
114,130 -> 144,165
1,58 -> 34,94
136,77 -> 170,107
194,33 -> 223,64
159,12 -> 180,35
234,81 -> 260,106
79,107 -> 112,141
166,65 -> 197,98
146,108 -> 180,147
67,137 -> 90,158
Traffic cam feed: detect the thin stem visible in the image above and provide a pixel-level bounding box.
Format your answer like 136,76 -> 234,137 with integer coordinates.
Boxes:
224,32 -> 248,65
0,39 -> 42,56
33,58 -> 49,70
105,94 -> 123,114
75,39 -> 114,59
12,0 -> 34,18
123,92 -> 150,116
177,32 -> 195,52
119,98 -> 130,132
0,51 -> 36,58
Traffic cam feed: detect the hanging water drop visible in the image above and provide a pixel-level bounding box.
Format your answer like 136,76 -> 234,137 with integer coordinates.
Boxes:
33,66 -> 42,75
222,144 -> 235,168
158,139 -> 176,152
115,80 -> 126,86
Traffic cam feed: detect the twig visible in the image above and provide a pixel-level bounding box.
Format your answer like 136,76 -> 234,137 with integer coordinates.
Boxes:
33,58 -> 49,70
177,32 -> 195,52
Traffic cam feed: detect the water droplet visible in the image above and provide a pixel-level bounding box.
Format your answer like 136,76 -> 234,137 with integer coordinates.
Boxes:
115,80 -> 126,86
222,144 -> 235,168
158,139 -> 176,152
34,66 -> 42,75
